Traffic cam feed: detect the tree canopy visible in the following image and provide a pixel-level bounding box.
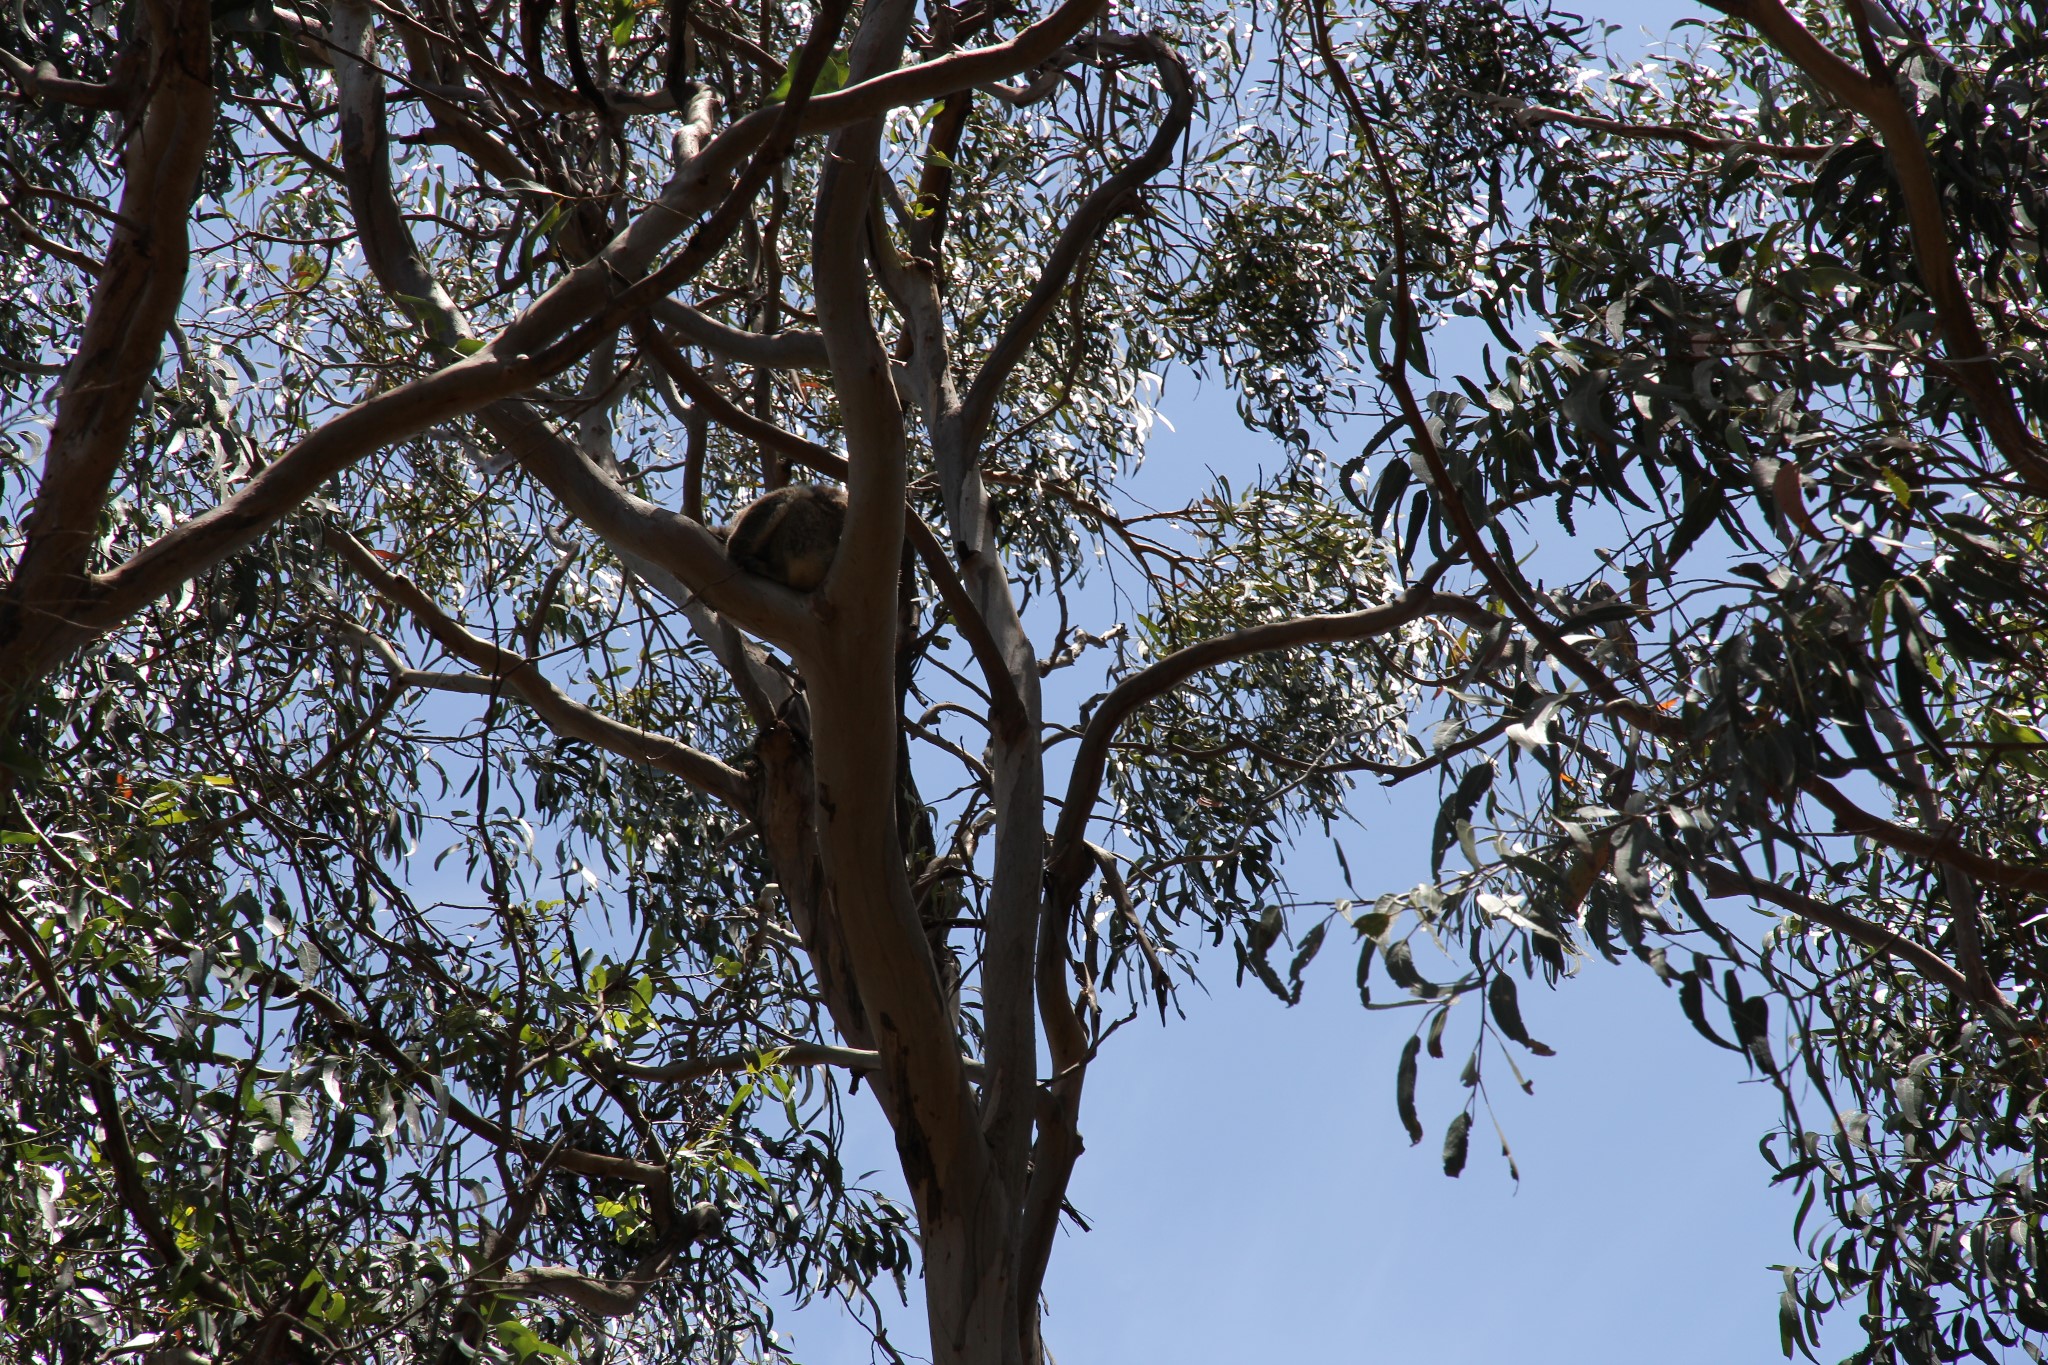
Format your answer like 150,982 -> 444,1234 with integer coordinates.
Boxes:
2,1 -> 2046,1363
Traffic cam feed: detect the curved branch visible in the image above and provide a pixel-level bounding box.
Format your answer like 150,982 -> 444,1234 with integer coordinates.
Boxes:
958,34 -> 1193,451
0,0 -> 214,712
1492,93 -> 1840,160
606,1039 -> 988,1083
1695,859 -> 2019,1033
0,0 -> 1115,702
332,0 -> 468,349
635,319 -> 842,473
494,1206 -> 717,1316
0,46 -> 132,107
77,349 -> 563,639
329,528 -> 752,809
1702,0 -> 2048,492
903,514 -> 1030,737
651,296 -> 830,370
0,894 -> 243,1309
1047,588 -> 1494,897
1802,778 -> 2048,897
1307,2 -> 1640,711
260,965 -> 675,1194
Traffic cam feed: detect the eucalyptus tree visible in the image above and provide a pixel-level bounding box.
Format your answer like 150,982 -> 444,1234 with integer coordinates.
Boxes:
3,1 -> 2048,1364
1285,3 -> 2048,1360
0,1 -> 1408,1362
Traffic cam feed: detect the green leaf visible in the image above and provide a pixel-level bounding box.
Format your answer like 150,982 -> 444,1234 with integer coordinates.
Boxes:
1441,1110 -> 1471,1177
1678,968 -> 1741,1052
1486,972 -> 1554,1057
495,1319 -> 571,1361
498,177 -> 566,197
1381,939 -> 1434,997
1285,922 -> 1326,1000
770,48 -> 850,102
1432,762 -> 1494,876
1396,1034 -> 1423,1145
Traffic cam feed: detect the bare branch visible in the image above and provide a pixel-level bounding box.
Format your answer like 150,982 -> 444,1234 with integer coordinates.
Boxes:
652,296 -> 830,369
493,1206 -> 718,1316
332,0 -> 474,349
634,319 -> 841,473
1491,93 -> 1841,160
1089,843 -> 1173,1022
904,514 -> 1029,737
1047,588 -> 1494,898
0,45 -> 131,108
329,527 -> 753,809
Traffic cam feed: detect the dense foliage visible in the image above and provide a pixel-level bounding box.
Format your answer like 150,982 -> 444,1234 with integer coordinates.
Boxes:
0,1 -> 2044,1363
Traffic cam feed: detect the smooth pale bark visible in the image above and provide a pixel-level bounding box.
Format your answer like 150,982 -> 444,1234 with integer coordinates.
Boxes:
804,3 -> 1032,1359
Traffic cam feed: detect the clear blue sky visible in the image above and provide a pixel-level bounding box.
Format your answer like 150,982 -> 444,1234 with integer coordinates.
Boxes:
777,3 -> 1872,1359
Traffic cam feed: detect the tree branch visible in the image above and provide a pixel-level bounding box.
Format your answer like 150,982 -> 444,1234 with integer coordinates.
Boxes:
478,398 -> 815,647
1702,0 -> 2048,492
1802,778 -> 2048,897
333,0 -> 471,349
492,1205 -> 719,1316
1695,859 -> 2019,1032
1022,584 -> 1489,1331
0,893 -> 243,1310
958,34 -> 1192,452
0,46 -> 131,108
0,0 -> 1115,703
1307,1 -> 1639,710
634,319 -> 840,471
0,0 -> 215,714
329,527 -> 752,809
1048,587 -> 1492,897
606,1039 -> 989,1084
651,295 -> 829,369
1492,93 -> 1840,160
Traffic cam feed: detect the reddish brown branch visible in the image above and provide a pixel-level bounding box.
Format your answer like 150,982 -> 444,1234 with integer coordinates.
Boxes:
1306,0 -> 1636,709
1802,778 -> 2048,897
0,47 -> 131,108
1703,0 -> 2048,492
0,0 -> 215,715
1495,95 -> 1840,160
1696,859 -> 2019,1032
958,34 -> 1193,451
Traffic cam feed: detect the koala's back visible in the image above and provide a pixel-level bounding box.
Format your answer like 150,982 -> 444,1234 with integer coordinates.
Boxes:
725,483 -> 847,592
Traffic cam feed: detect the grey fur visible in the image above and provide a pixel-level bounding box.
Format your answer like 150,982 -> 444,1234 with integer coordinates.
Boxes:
724,483 -> 847,592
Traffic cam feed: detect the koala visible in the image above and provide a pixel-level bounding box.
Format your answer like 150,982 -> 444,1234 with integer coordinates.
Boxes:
724,483 -> 847,592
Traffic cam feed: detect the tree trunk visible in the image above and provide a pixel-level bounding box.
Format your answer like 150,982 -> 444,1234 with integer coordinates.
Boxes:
922,1206 -> 1027,1365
